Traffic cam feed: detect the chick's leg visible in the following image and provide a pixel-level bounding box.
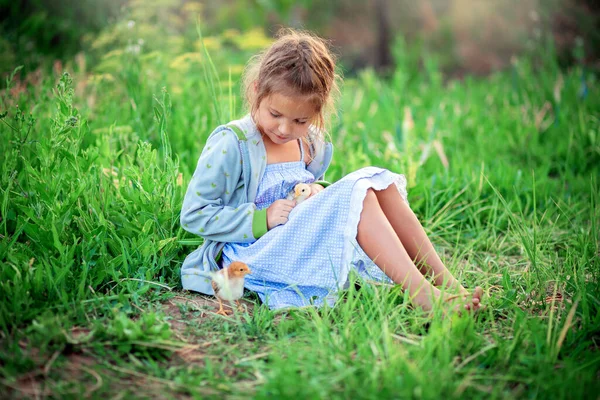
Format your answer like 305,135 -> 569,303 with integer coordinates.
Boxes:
235,300 -> 245,312
215,298 -> 230,316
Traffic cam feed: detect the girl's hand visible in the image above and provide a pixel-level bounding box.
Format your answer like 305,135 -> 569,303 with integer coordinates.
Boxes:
309,183 -> 324,198
266,199 -> 296,230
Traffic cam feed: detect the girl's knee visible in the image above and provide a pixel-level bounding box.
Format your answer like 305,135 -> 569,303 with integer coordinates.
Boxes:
364,188 -> 378,205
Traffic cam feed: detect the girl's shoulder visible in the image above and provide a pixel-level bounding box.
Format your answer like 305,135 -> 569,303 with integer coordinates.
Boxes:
201,115 -> 263,165
220,114 -> 261,142
200,125 -> 246,164
205,126 -> 240,148
204,115 -> 255,149
204,114 -> 258,144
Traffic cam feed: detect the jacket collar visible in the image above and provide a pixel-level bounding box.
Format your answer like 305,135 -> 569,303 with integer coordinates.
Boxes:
231,114 -> 333,199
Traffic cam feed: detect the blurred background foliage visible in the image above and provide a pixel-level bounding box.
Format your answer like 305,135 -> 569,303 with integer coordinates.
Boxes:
1,0 -> 598,79
1,0 -> 598,179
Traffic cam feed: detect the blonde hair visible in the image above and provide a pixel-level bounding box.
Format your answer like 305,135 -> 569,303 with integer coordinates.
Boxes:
242,28 -> 341,139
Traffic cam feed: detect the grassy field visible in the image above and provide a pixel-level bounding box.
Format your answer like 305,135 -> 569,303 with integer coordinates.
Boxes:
1,34 -> 599,398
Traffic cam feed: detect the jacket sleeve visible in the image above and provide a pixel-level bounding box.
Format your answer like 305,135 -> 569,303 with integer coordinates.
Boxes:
180,128 -> 268,243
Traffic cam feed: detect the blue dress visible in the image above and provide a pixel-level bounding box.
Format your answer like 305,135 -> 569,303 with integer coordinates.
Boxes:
222,140 -> 408,309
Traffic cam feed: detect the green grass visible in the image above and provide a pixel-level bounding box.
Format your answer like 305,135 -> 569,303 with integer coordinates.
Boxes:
0,33 -> 599,398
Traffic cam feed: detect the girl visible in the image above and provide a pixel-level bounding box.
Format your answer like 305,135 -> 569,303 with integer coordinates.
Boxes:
180,29 -> 482,313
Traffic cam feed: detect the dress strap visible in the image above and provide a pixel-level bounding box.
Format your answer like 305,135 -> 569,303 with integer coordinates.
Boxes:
298,139 -> 305,162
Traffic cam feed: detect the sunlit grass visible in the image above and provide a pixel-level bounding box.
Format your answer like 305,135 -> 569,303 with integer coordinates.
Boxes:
0,30 -> 598,398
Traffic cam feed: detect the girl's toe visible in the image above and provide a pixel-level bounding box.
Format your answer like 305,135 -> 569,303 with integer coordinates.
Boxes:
470,287 -> 484,313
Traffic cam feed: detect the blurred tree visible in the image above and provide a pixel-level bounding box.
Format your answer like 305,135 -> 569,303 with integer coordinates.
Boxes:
1,0 -> 596,79
551,0 -> 599,66
0,0 -> 126,74
375,0 -> 393,72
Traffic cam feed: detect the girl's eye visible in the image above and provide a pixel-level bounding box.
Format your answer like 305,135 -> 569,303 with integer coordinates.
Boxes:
296,121 -> 307,125
270,112 -> 280,118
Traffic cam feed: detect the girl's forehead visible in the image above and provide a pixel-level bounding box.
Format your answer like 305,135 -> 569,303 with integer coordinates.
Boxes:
265,93 -> 317,118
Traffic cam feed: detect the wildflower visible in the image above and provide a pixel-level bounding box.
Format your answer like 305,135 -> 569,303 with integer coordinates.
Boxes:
125,44 -> 141,55
229,64 -> 244,75
169,52 -> 202,71
234,28 -> 272,51
195,37 -> 222,52
222,29 -> 240,40
183,1 -> 203,14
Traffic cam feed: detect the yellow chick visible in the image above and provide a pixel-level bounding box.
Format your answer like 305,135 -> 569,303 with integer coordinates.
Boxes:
210,261 -> 252,315
286,183 -> 311,204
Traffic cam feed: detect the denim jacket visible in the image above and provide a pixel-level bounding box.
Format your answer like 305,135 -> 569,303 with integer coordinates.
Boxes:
180,114 -> 334,294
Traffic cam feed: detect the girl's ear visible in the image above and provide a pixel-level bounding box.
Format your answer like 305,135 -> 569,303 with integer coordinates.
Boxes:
253,81 -> 258,93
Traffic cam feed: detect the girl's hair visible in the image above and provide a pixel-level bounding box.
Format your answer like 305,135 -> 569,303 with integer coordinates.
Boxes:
242,28 -> 341,138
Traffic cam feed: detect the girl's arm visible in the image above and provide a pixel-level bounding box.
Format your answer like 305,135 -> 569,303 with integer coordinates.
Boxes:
180,130 -> 268,243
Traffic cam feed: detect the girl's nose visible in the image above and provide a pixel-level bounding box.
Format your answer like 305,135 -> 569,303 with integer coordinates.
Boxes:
279,121 -> 290,135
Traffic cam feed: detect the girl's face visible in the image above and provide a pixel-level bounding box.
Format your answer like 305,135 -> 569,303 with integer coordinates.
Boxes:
255,92 -> 317,145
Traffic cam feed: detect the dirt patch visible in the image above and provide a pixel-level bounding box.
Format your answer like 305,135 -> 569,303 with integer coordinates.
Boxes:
3,343 -> 99,399
162,292 -> 256,329
2,295 -> 259,399
3,371 -> 51,399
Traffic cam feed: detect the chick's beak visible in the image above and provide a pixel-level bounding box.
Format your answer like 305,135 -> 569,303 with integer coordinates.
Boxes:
295,187 -> 303,196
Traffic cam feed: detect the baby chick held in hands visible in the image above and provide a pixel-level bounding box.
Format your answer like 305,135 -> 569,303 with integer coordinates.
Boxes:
210,261 -> 252,315
286,183 -> 311,204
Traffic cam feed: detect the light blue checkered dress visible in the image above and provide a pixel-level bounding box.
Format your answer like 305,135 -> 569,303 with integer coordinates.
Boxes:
222,140 -> 408,309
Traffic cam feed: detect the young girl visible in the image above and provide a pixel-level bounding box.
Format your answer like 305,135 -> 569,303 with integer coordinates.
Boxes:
180,29 -> 483,313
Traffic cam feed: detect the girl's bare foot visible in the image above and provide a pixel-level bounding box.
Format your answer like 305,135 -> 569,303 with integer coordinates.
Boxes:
444,286 -> 484,316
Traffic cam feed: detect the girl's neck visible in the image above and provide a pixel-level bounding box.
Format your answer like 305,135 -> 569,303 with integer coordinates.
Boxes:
263,135 -> 305,165
249,113 -> 311,164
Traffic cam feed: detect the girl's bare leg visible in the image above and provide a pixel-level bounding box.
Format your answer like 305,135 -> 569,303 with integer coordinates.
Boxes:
356,189 -> 442,311
373,185 -> 482,307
